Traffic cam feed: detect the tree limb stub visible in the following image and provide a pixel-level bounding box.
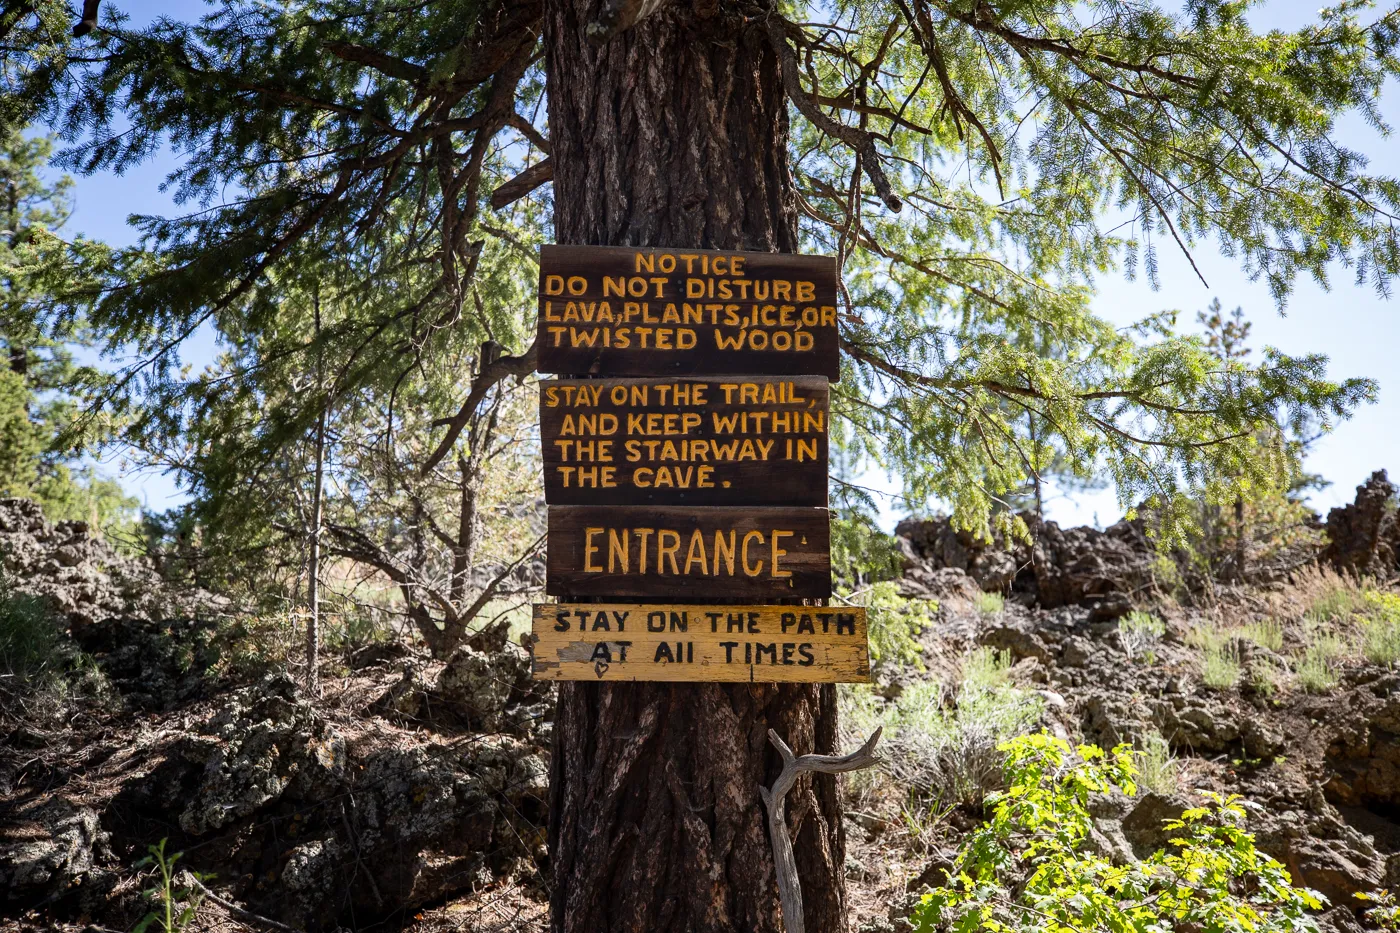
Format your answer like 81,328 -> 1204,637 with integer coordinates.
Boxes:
760,726 -> 883,933
490,157 -> 553,210
586,0 -> 676,46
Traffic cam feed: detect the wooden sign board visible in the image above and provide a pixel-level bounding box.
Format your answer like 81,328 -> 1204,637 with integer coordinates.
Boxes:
536,245 -> 840,379
545,506 -> 831,599
530,604 -> 869,682
540,376 -> 829,507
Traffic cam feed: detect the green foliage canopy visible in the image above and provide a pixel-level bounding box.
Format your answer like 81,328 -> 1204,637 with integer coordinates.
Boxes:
2,0 -> 1396,541
0,126 -> 135,528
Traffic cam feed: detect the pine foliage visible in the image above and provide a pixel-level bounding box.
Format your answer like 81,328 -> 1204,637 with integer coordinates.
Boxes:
2,0 -> 1396,549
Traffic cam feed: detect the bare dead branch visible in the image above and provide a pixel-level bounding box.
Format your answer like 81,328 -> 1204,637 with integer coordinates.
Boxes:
760,727 -> 883,933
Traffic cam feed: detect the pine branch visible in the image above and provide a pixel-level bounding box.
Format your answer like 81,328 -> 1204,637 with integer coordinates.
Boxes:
768,20 -> 903,213
421,342 -> 538,476
325,40 -> 427,84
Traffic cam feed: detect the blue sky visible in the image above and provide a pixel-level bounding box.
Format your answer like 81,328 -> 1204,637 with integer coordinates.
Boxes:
47,0 -> 1400,527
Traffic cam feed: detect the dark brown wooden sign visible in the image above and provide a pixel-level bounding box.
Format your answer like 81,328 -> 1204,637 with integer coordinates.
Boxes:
545,506 -> 831,599
536,245 -> 840,379
530,604 -> 869,682
540,376 -> 829,507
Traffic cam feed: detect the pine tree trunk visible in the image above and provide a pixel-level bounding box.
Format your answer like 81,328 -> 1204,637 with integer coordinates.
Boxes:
544,2 -> 849,931
306,405 -> 324,694
306,295 -> 325,695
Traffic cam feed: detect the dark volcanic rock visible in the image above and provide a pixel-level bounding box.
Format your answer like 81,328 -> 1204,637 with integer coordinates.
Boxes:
104,672 -> 549,930
0,497 -> 226,629
1323,470 -> 1399,580
895,513 -> 1155,610
0,799 -> 110,904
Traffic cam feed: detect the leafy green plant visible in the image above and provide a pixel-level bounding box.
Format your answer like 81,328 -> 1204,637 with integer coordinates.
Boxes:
133,839 -> 209,933
1118,610 -> 1165,658
974,592 -> 1004,616
843,581 -> 934,669
910,733 -> 1326,933
1357,889 -> 1400,930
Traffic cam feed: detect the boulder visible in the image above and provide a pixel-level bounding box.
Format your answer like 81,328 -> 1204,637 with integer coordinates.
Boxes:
1322,471 -> 1399,579
895,512 -> 1156,610
0,799 -> 109,903
178,673 -> 346,836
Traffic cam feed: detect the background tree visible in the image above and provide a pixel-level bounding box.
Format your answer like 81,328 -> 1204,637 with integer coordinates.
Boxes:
0,125 -> 133,529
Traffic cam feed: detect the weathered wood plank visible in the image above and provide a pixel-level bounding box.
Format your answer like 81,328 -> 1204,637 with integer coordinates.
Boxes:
536,245 -> 840,379
541,376 -> 829,506
530,604 -> 869,682
545,505 -> 831,599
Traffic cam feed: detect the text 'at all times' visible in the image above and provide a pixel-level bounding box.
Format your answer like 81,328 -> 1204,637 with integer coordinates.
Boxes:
530,605 -> 870,682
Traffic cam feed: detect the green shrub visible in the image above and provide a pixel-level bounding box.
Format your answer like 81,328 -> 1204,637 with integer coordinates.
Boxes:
1296,636 -> 1348,693
1184,622 -> 1222,650
910,733 -> 1326,933
1308,584 -> 1363,624
0,583 -> 59,680
841,648 -> 1042,809
1136,731 -> 1179,795
1249,658 -> 1285,697
1201,640 -> 1242,690
974,592 -> 1004,616
1361,593 -> 1400,666
1239,618 -> 1284,652
1118,610 -> 1164,658
844,581 -> 934,669
960,646 -> 1013,692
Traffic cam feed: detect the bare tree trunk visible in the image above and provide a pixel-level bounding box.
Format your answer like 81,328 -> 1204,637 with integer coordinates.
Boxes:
306,296 -> 325,695
1233,494 -> 1247,583
545,3 -> 849,931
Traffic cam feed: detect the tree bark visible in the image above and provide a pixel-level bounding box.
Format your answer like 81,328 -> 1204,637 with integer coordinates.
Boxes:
544,2 -> 848,931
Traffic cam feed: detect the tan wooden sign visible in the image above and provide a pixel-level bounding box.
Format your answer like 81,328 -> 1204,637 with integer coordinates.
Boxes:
536,245 -> 840,379
545,505 -> 831,599
530,604 -> 869,682
540,376 -> 829,507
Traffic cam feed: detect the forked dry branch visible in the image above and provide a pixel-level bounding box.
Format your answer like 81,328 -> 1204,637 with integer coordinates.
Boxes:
760,726 -> 883,933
